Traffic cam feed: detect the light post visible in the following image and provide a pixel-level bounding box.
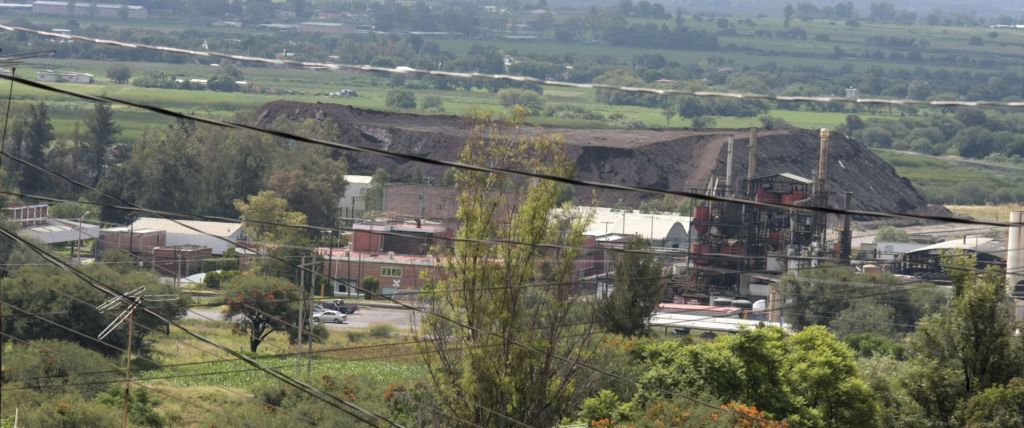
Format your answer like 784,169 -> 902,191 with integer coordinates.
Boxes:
126,213 -> 135,255
77,211 -> 91,264
320,229 -> 335,297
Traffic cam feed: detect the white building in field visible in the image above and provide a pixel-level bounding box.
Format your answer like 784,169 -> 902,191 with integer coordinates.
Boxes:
37,69 -> 94,83
32,1 -> 148,19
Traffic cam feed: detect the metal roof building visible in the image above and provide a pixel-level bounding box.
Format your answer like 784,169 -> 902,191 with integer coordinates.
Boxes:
562,206 -> 690,249
129,217 -> 243,255
894,236 -> 1006,282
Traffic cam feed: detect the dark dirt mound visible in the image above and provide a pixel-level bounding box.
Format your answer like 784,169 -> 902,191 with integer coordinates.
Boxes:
255,101 -> 940,216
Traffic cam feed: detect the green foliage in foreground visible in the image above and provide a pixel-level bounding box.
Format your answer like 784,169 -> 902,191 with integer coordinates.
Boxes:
0,265 -> 190,357
143,359 -> 425,389
581,327 -> 874,427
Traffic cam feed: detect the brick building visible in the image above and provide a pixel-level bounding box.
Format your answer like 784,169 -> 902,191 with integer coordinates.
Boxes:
351,220 -> 448,255
321,249 -> 437,298
383,183 -> 459,221
98,227 -> 165,255
3,204 -> 49,227
152,245 -> 212,277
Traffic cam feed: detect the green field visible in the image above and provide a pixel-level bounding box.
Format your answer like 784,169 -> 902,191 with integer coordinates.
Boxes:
9,56 -> 891,142
436,16 -> 1024,74
873,149 -> 1024,204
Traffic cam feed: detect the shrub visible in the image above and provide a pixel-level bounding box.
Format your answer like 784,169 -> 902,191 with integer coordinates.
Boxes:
758,115 -> 792,130
203,270 -> 239,289
542,104 -> 604,120
361,276 -> 381,300
369,324 -> 396,338
4,340 -> 118,397
419,95 -> 444,112
608,113 -> 646,129
691,115 -> 717,128
346,331 -> 368,343
105,63 -> 131,84
202,257 -> 239,272
385,90 -> 417,109
497,89 -> 544,114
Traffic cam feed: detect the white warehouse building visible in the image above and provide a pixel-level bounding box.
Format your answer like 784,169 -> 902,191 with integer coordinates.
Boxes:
129,217 -> 243,255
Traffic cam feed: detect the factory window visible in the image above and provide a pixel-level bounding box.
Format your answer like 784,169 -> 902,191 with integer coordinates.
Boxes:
381,267 -> 402,277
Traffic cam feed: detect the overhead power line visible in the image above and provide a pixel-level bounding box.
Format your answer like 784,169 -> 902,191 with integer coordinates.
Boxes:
0,74 -> 1015,230
1,25 -> 1020,110
3,76 -> 1008,424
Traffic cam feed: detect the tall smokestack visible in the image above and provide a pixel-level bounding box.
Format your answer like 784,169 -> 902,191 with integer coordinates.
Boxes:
1008,211 -> 1024,295
841,192 -> 853,262
746,128 -> 758,195
725,137 -> 735,192
817,128 -> 830,193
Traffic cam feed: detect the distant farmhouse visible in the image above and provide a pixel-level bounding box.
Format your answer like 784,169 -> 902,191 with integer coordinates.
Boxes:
31,1 -> 148,19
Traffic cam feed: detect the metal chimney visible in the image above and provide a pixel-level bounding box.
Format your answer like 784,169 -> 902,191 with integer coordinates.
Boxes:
1007,211 -> 1024,295
746,128 -> 758,195
840,192 -> 853,262
817,128 -> 830,194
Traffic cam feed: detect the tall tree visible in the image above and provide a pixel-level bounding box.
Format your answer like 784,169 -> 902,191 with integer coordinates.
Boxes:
84,101 -> 121,185
15,102 -> 54,194
119,126 -> 195,212
599,239 -> 664,336
222,275 -> 300,352
234,190 -> 310,278
419,110 -> 599,426
912,252 -> 1021,395
264,119 -> 347,227
364,168 -> 390,212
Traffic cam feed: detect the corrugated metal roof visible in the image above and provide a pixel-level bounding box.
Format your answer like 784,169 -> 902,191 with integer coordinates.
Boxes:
906,237 -> 1005,258
344,175 -> 373,184
130,217 -> 242,237
559,206 -> 690,241
777,172 -> 814,184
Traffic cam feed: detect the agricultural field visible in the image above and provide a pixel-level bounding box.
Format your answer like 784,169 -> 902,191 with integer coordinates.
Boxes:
874,149 -> 1024,205
129,319 -> 425,425
439,15 -> 1024,74
10,55 -> 894,143
946,204 -> 1024,222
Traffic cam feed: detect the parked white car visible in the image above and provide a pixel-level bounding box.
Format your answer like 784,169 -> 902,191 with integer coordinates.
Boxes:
311,309 -> 347,324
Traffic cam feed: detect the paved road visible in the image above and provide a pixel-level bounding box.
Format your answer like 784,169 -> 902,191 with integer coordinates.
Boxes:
185,306 -> 419,331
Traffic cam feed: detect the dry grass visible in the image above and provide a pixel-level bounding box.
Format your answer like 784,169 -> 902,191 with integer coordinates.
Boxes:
946,204 -> 1024,222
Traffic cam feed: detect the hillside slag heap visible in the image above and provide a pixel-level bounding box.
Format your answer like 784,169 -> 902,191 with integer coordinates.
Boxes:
255,100 -> 938,216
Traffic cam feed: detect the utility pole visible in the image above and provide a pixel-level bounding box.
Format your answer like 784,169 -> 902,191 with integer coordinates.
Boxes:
128,217 -> 134,254
296,256 -> 305,378
122,310 -> 134,427
77,211 -> 91,264
96,287 -> 176,428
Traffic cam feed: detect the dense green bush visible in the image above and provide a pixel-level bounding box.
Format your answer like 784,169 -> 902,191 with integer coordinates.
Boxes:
369,324 -> 396,338
497,89 -> 544,114
385,90 -> 417,109
419,95 -> 444,112
201,257 -> 239,272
